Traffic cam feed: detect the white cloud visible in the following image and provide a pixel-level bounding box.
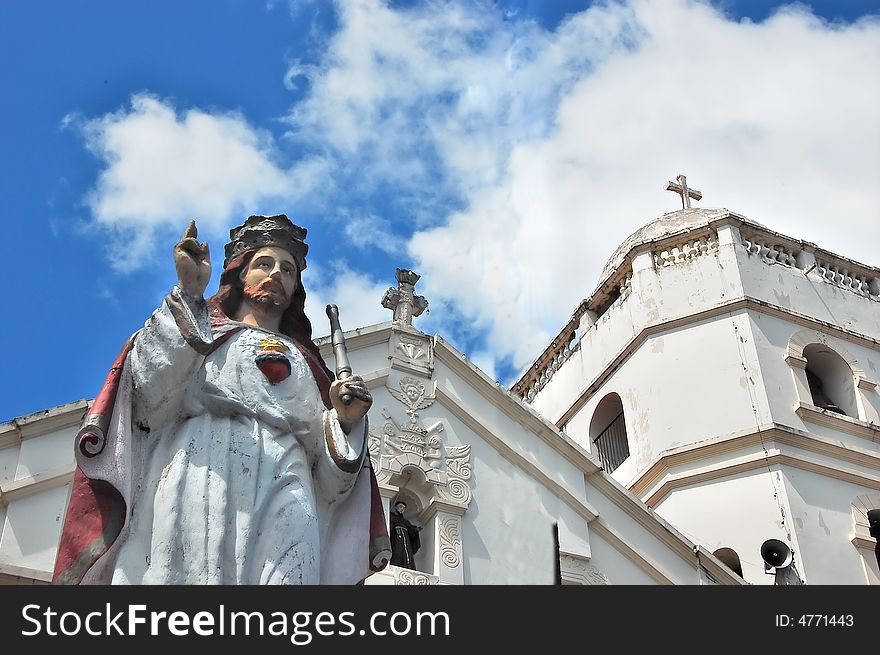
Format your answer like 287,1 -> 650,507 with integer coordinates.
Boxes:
284,0 -> 617,212
398,0 -> 880,375
303,260 -> 393,339
76,94 -> 325,270
344,215 -> 401,253
74,0 -> 880,383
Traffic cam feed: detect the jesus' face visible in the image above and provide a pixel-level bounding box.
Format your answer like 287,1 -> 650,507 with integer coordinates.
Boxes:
240,247 -> 298,312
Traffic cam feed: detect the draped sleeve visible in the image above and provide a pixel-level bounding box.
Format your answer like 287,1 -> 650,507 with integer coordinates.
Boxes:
129,286 -> 212,430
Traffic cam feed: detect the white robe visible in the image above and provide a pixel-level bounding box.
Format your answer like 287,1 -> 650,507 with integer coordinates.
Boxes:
102,287 -> 366,584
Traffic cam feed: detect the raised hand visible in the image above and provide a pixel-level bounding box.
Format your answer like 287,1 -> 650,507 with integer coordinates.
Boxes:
174,220 -> 211,297
330,375 -> 372,425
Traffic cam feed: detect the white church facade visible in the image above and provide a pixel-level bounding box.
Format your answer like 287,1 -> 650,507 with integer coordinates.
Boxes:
0,296 -> 743,586
1,188 -> 878,586
513,190 -> 880,585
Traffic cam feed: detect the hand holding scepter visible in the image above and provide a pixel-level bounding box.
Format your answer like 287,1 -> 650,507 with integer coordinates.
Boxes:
326,304 -> 372,423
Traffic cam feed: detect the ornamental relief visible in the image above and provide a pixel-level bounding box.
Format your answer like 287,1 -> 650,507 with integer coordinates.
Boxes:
370,376 -> 472,507
397,339 -> 427,361
388,377 -> 434,421
395,569 -> 439,586
439,517 -> 462,569
388,330 -> 434,376
559,554 -> 609,586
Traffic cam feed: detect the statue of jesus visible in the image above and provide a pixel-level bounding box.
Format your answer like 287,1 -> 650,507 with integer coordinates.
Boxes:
53,214 -> 390,584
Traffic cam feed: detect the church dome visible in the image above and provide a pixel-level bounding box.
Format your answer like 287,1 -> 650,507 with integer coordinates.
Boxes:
595,207 -> 762,291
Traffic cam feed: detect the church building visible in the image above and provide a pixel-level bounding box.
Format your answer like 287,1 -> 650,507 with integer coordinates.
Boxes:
1,177 -> 877,585
513,176 -> 880,584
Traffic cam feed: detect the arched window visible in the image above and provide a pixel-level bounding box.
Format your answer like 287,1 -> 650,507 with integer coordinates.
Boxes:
589,393 -> 629,473
713,547 -> 744,578
803,343 -> 857,417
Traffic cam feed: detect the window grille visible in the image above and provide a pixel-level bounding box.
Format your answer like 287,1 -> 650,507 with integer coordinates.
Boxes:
593,411 -> 629,473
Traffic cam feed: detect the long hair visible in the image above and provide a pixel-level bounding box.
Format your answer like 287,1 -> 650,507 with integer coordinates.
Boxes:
207,251 -> 333,382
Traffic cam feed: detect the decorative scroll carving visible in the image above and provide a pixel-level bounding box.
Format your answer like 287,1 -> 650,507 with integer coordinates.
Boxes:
444,446 -> 472,480
439,516 -> 462,569
396,569 -> 439,585
78,427 -> 105,458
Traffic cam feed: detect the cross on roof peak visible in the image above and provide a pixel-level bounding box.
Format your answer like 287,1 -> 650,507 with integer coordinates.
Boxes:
665,174 -> 702,209
381,268 -> 429,325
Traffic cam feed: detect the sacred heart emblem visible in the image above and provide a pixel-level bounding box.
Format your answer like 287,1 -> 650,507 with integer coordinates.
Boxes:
255,337 -> 291,384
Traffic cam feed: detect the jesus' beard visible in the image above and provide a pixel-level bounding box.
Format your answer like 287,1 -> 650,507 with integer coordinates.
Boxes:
243,279 -> 290,310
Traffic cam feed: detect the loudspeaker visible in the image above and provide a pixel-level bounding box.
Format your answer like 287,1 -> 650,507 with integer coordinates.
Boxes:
760,538 -> 793,569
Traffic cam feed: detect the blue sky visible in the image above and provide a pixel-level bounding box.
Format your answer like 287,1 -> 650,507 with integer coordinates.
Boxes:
1,0 -> 878,422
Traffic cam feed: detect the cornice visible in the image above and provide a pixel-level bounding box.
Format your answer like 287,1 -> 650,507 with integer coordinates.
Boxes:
1,400 -> 90,446
0,562 -> 53,584
362,368 -> 391,388
433,336 -> 602,475
316,321 -> 394,355
851,535 -> 877,551
587,519 -> 674,585
630,424 -> 880,498
554,296 -> 880,428
858,377 -> 878,391
795,403 -> 880,442
421,498 -> 467,521
643,450 -> 880,507
587,468 -> 745,576
0,463 -> 76,507
0,424 -> 20,450
433,383 -> 599,522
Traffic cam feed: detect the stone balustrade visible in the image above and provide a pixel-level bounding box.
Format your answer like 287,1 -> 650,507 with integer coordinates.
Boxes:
739,225 -> 878,299
740,230 -> 799,267
514,267 -> 632,403
521,328 -> 579,403
653,231 -> 718,268
815,255 -> 880,298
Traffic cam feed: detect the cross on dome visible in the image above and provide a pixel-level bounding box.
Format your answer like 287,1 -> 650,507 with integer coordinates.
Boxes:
666,174 -> 702,209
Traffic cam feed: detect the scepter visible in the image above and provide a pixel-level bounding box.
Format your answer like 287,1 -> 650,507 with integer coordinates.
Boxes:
326,304 -> 353,405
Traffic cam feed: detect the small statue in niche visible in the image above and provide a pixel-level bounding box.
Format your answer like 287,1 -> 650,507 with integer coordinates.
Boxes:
389,500 -> 422,570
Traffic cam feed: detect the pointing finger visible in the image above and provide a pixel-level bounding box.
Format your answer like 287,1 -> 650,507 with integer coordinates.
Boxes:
183,219 -> 198,241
